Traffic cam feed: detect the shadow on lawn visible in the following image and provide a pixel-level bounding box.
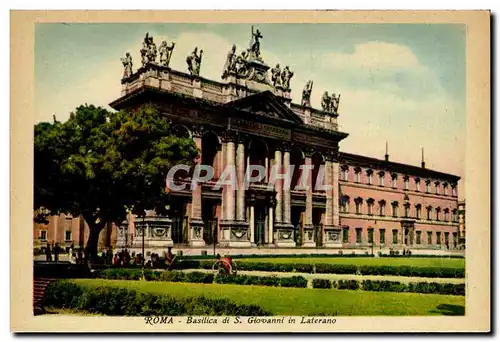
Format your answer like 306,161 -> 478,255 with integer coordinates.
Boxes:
430,304 -> 465,316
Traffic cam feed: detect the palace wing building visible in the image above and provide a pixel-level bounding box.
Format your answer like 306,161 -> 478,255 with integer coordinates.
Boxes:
34,29 -> 462,254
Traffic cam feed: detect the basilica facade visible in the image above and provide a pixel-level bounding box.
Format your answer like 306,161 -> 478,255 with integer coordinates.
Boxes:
33,29 -> 462,254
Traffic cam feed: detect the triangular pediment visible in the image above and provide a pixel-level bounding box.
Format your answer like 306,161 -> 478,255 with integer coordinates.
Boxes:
225,91 -> 304,124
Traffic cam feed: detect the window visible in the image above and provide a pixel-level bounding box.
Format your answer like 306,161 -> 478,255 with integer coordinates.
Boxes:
378,201 -> 386,216
435,208 -> 441,221
367,199 -> 374,215
416,231 -> 422,244
378,172 -> 385,186
435,182 -> 441,195
342,228 -> 349,243
452,209 -> 458,222
404,204 -> 410,218
453,232 -> 458,248
415,178 -> 421,192
65,230 -> 72,241
379,229 -> 386,244
404,176 -> 409,190
392,202 -> 399,217
340,196 -> 350,213
445,232 -> 450,247
356,228 -> 362,243
341,166 -> 349,181
40,230 -> 47,241
426,206 -> 432,220
355,198 -> 363,215
391,174 -> 398,188
425,180 -> 431,193
451,185 -> 457,197
436,232 -> 442,245
367,170 -> 373,185
443,183 -> 449,195
444,209 -> 450,221
368,228 -> 374,244
392,229 -> 398,244
427,231 -> 432,244
415,205 -> 421,219
355,169 -> 361,183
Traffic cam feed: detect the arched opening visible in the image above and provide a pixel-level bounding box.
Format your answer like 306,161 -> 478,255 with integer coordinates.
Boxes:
290,146 -> 305,190
247,138 -> 268,182
201,131 -> 220,179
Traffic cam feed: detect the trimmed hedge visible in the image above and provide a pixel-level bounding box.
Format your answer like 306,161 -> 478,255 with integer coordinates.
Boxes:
95,269 -> 214,284
312,279 -> 332,289
336,280 -> 360,290
215,274 -> 307,288
378,253 -> 465,259
181,253 -> 376,260
43,280 -> 270,316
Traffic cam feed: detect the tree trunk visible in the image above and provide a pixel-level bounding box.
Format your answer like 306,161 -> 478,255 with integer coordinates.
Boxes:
83,215 -> 106,263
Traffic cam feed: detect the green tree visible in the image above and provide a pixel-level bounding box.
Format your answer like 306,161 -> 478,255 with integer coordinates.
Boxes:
34,104 -> 198,260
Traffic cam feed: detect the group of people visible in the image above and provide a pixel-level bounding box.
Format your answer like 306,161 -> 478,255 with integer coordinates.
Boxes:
110,247 -> 176,269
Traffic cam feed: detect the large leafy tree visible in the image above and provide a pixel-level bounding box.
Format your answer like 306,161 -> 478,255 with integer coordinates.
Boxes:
34,104 -> 198,260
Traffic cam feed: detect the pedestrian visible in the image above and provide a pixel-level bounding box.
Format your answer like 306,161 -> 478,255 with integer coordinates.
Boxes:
53,243 -> 60,262
45,243 -> 52,262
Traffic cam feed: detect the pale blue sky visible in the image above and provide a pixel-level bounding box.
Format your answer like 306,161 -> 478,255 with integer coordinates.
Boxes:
35,23 -> 466,197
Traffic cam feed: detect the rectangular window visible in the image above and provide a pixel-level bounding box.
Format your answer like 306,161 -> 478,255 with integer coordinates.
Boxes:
368,228 -> 374,244
426,231 -> 432,244
416,231 -> 422,244
436,232 -> 442,245
65,230 -> 72,241
379,229 -> 386,244
342,228 -> 349,243
445,232 -> 449,246
453,232 -> 458,248
356,228 -> 362,244
40,230 -> 47,241
392,230 -> 398,244
404,206 -> 409,218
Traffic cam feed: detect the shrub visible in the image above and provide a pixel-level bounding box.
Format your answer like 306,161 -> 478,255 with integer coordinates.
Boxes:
359,280 -> 465,296
312,279 -> 332,289
336,280 -> 359,290
43,280 -> 270,316
215,274 -> 307,288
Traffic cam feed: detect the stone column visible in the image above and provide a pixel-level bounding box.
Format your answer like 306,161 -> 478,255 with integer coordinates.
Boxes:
324,159 -> 333,228
189,134 -> 205,247
268,205 -> 274,245
225,139 -> 236,221
332,161 -> 340,227
220,142 -> 227,220
248,193 -> 256,245
303,155 -> 315,247
274,149 -> 283,224
283,149 -> 291,225
236,140 -> 246,222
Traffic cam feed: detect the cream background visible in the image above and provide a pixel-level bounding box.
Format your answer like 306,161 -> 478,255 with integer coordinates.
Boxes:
10,10 -> 490,333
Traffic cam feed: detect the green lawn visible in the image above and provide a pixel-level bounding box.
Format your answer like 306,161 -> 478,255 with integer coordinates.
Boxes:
71,279 -> 465,316
234,257 -> 464,269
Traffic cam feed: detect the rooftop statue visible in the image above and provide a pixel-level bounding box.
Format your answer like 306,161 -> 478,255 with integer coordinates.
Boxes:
321,91 -> 341,114
330,93 -> 341,114
159,40 -> 175,67
186,47 -> 203,76
321,91 -> 330,112
222,44 -> 237,78
235,50 -> 249,78
270,64 -> 282,87
120,52 -> 133,79
248,26 -> 263,61
301,80 -> 313,107
280,66 -> 294,90
140,32 -> 158,67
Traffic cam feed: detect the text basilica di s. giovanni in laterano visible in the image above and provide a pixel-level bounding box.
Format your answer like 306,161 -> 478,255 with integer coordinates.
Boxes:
34,28 -> 464,254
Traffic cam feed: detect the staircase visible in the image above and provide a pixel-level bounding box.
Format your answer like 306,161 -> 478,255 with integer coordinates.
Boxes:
33,278 -> 55,315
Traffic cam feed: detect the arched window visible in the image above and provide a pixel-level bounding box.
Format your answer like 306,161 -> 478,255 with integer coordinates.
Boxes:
367,198 -> 375,215
403,202 -> 411,218
391,201 -> 399,217
354,197 -> 363,215
415,204 -> 422,219
340,195 -> 350,213
378,171 -> 385,186
435,207 -> 441,221
340,164 -> 349,181
354,167 -> 361,183
426,206 -> 433,220
415,177 -> 421,192
366,169 -> 373,185
391,173 -> 398,188
378,200 -> 386,216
